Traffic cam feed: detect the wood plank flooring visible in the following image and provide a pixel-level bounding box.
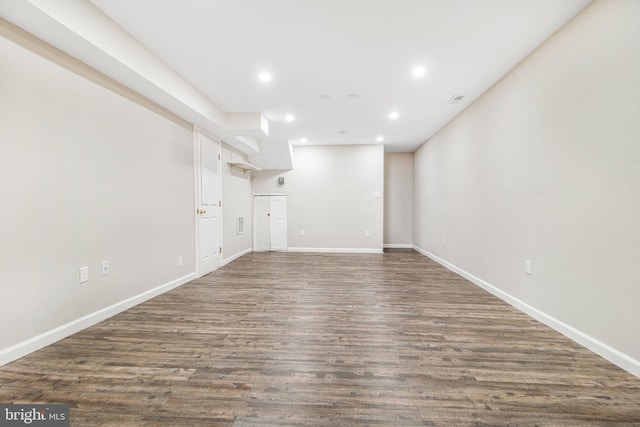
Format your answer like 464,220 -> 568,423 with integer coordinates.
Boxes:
1,250 -> 639,426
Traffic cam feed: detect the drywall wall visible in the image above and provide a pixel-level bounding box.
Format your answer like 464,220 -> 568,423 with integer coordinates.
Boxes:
0,28 -> 195,363
413,0 -> 640,374
252,145 -> 384,252
384,153 -> 413,247
222,144 -> 253,263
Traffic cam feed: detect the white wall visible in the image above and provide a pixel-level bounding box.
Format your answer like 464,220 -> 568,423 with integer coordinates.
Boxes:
221,144 -> 253,263
0,26 -> 196,364
384,153 -> 413,247
413,0 -> 640,375
252,145 -> 384,252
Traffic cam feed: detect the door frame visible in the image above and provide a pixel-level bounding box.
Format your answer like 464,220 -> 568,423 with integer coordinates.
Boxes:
195,128 -> 222,277
253,193 -> 287,252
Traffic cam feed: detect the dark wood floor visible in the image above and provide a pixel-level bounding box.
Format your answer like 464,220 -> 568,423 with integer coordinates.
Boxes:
1,251 -> 639,426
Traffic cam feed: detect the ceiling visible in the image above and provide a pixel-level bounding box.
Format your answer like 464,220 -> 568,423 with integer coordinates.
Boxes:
90,0 -> 591,155
1,0 -> 591,166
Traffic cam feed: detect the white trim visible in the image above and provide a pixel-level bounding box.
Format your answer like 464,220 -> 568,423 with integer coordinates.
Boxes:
412,245 -> 640,378
222,247 -> 252,266
253,192 -> 287,197
0,272 -> 197,368
383,243 -> 413,249
288,247 -> 383,254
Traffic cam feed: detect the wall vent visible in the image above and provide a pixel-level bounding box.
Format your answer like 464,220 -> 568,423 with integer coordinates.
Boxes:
448,95 -> 464,104
237,216 -> 244,235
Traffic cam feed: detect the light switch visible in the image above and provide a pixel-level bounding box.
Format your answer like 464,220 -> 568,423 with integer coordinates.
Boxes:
79,267 -> 89,283
525,260 -> 532,275
101,260 -> 109,276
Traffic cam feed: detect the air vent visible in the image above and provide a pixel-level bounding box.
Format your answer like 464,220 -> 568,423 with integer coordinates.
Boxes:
237,216 -> 244,235
448,95 -> 464,104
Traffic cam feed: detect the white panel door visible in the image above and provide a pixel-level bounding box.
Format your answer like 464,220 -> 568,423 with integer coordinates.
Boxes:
198,134 -> 221,275
254,195 -> 287,252
270,195 -> 288,251
254,196 -> 271,251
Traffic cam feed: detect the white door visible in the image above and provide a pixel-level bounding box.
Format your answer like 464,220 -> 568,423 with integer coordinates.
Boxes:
254,196 -> 271,251
270,196 -> 288,251
254,195 -> 287,252
197,133 -> 221,275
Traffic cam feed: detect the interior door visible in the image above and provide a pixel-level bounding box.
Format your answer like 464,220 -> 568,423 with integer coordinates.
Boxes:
270,195 -> 288,251
254,195 -> 287,252
254,195 -> 271,251
198,133 -> 221,275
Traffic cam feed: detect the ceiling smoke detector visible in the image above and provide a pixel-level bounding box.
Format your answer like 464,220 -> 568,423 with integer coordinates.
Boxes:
448,95 -> 464,104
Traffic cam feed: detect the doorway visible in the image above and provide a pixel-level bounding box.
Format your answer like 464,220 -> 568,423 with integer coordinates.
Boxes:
254,194 -> 287,251
196,132 -> 222,275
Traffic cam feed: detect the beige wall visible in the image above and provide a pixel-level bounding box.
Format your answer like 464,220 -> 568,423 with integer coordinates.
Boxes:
252,145 -> 384,252
413,0 -> 640,373
221,144 -> 253,262
384,153 -> 413,247
0,28 -> 195,362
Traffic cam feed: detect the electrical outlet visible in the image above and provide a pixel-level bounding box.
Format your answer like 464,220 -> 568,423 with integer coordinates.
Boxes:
79,266 -> 89,283
525,260 -> 532,276
300,229 -> 305,237
365,230 -> 371,238
443,236 -> 447,246
178,256 -> 183,267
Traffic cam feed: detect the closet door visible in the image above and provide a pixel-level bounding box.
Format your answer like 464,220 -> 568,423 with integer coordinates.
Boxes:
254,195 -> 271,251
253,195 -> 287,252
270,195 -> 288,251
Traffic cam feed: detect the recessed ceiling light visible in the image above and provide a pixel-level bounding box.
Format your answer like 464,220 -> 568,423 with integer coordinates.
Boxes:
347,93 -> 360,100
258,72 -> 272,82
376,136 -> 384,142
388,111 -> 400,120
285,114 -> 295,122
318,94 -> 331,100
412,66 -> 427,78
300,138 -> 307,144
338,130 -> 347,135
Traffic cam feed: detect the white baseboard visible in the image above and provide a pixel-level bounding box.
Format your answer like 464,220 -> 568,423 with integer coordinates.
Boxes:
0,272 -> 197,368
222,247 -> 252,266
288,247 -> 383,254
413,245 -> 640,379
383,243 -> 414,249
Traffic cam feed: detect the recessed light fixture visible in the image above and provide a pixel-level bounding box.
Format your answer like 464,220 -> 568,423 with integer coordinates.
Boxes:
285,114 -> 295,122
258,72 -> 272,82
376,136 -> 384,142
388,111 -> 400,120
338,130 -> 347,135
300,138 -> 308,144
412,66 -> 427,78
318,94 -> 331,100
347,93 -> 360,100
